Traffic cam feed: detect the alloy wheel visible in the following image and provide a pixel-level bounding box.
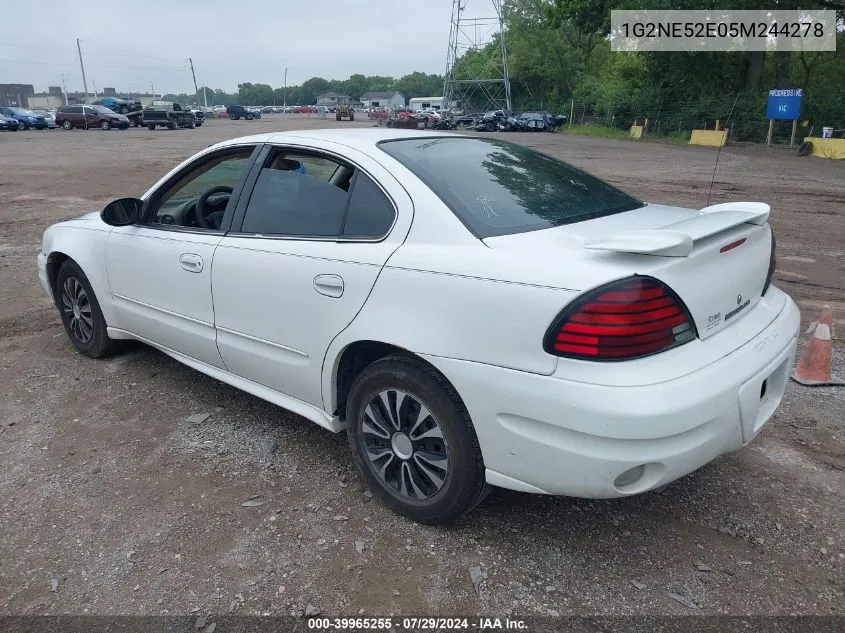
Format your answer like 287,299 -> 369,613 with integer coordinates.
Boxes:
61,277 -> 94,344
360,389 -> 450,500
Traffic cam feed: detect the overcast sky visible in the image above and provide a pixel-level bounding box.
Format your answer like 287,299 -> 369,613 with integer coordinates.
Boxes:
0,0 -> 501,94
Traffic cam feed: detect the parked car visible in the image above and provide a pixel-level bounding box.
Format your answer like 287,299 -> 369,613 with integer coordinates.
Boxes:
189,109 -> 205,126
0,106 -> 47,130
226,105 -> 256,120
142,102 -> 196,130
36,129 -> 795,525
55,105 -> 130,130
0,113 -> 21,130
92,97 -> 142,114
32,109 -> 59,128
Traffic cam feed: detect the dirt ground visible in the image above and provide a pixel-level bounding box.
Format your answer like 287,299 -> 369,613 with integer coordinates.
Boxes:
0,116 -> 843,618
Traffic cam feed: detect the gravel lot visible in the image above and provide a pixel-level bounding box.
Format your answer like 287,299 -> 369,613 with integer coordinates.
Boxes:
0,116 -> 843,618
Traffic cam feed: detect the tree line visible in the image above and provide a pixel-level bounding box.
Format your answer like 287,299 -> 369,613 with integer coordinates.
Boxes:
165,0 -> 844,128
163,72 -> 444,108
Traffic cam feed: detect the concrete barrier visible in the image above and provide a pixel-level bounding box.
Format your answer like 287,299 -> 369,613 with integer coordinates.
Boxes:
689,129 -> 728,147
803,136 -> 845,159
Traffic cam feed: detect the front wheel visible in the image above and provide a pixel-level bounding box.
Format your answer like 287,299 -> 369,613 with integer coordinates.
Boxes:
147,123 -> 156,131
246,113 -> 254,120
62,120 -> 73,130
346,355 -> 490,524
55,260 -> 119,358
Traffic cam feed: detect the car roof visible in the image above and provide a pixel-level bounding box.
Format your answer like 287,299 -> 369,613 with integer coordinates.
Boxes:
215,128 -> 460,152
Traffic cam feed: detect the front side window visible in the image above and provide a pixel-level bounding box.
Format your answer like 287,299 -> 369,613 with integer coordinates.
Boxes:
146,148 -> 254,230
379,137 -> 643,238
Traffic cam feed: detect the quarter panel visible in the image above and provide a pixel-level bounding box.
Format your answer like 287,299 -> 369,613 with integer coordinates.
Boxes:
322,262 -> 573,411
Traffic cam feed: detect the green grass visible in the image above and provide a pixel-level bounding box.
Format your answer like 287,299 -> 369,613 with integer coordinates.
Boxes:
559,123 -> 633,141
664,130 -> 692,144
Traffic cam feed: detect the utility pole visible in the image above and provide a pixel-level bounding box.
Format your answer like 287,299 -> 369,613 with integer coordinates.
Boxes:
92,80 -> 98,99
60,73 -> 69,105
188,57 -> 206,107
150,82 -> 156,98
283,67 -> 287,115
76,38 -> 90,104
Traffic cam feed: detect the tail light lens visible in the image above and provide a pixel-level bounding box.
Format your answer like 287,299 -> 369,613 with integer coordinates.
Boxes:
762,229 -> 776,295
543,276 -> 697,361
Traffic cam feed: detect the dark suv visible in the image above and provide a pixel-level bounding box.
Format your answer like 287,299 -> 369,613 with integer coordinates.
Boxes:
226,105 -> 256,120
55,105 -> 131,130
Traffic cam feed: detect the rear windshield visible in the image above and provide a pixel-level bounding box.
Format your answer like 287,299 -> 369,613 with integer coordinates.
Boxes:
379,137 -> 643,238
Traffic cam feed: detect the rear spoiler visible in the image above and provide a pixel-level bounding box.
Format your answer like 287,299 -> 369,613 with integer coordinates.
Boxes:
584,202 -> 770,257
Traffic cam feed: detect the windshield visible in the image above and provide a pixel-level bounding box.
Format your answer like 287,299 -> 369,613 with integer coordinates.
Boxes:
11,108 -> 35,115
379,137 -> 644,238
92,105 -> 117,114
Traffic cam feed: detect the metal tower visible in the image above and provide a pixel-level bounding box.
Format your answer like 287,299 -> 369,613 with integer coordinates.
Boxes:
443,0 -> 512,115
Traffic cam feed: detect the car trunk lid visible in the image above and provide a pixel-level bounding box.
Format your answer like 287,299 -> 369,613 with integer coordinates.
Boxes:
483,202 -> 774,340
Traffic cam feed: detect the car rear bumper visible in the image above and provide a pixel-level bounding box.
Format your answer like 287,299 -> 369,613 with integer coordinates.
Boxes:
423,287 -> 800,497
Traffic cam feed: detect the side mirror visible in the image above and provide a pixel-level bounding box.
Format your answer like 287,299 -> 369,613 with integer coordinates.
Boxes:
101,198 -> 143,226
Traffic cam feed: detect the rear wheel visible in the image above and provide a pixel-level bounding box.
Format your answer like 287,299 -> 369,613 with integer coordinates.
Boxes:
346,355 -> 490,524
246,113 -> 254,120
62,120 -> 73,130
168,120 -> 177,130
147,123 -> 156,131
100,120 -> 111,130
55,260 -> 118,358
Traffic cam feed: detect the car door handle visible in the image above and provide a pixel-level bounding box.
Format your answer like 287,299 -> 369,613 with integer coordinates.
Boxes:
179,253 -> 203,273
313,274 -> 344,298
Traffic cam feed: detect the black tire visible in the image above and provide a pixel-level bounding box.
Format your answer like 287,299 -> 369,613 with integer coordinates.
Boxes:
147,124 -> 156,131
62,119 -> 73,130
246,113 -> 254,120
168,120 -> 177,130
798,141 -> 812,157
336,114 -> 341,121
55,260 -> 119,359
22,123 -> 29,131
350,113 -> 354,121
118,105 -> 128,114
346,354 -> 490,524
100,120 -> 111,130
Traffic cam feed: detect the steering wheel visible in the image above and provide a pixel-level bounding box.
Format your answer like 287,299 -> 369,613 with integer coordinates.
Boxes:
195,185 -> 233,229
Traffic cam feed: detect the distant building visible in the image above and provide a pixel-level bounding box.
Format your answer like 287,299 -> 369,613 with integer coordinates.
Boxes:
0,83 -> 35,107
28,88 -> 160,108
315,92 -> 348,107
360,91 -> 405,109
408,96 -> 449,111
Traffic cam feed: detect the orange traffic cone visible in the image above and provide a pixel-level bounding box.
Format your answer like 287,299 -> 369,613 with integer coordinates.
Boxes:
791,305 -> 844,386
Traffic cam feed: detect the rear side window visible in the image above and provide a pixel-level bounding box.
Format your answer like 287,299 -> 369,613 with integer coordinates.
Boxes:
379,137 -> 643,238
240,151 -> 395,239
242,166 -> 348,237
342,173 -> 395,238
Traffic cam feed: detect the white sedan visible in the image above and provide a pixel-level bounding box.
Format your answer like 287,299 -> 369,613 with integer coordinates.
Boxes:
37,129 -> 800,524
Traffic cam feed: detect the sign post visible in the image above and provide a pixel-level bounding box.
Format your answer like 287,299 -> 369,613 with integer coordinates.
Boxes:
766,88 -> 803,147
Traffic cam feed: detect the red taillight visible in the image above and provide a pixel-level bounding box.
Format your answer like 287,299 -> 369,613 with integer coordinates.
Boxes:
543,276 -> 697,361
762,229 -> 776,295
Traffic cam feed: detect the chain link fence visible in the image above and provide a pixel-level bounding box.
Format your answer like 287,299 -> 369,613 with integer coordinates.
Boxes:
552,98 -> 843,146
